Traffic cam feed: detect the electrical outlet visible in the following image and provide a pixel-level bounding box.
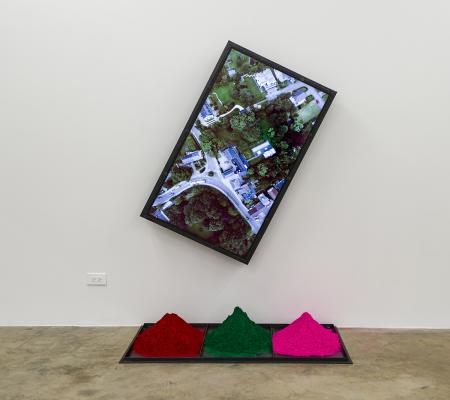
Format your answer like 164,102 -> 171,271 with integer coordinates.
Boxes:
87,273 -> 107,286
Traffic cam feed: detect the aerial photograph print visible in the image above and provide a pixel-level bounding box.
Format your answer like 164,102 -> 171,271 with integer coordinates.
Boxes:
147,48 -> 329,259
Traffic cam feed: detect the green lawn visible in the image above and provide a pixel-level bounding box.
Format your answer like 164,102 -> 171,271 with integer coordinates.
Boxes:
177,134 -> 200,162
228,49 -> 250,73
243,76 -> 265,102
180,134 -> 199,155
212,82 -> 235,106
248,155 -> 263,166
298,101 -> 321,124
259,115 -> 273,136
242,148 -> 254,160
214,126 -> 250,155
215,127 -> 238,143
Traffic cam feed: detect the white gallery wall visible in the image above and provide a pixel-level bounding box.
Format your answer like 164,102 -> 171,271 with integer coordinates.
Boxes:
1,0 -> 449,328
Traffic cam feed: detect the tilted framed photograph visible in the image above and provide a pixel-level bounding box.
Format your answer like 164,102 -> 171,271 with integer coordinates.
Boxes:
141,41 -> 336,264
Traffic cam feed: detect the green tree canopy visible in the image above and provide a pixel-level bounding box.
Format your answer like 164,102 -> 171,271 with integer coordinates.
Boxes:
292,116 -> 304,132
279,141 -> 289,150
230,111 -> 256,132
262,127 -> 275,142
257,163 -> 268,177
242,127 -> 260,143
172,165 -> 192,185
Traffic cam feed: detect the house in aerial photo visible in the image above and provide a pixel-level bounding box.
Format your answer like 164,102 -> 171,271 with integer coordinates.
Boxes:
251,141 -> 276,158
181,150 -> 203,165
198,102 -> 216,126
253,68 -> 277,94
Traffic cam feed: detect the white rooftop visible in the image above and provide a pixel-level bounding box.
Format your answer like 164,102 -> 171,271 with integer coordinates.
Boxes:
253,69 -> 277,91
251,140 -> 276,158
258,193 -> 271,206
274,69 -> 293,83
181,150 -> 203,164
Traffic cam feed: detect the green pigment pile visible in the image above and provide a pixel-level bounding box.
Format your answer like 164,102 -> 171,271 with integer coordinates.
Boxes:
204,307 -> 272,357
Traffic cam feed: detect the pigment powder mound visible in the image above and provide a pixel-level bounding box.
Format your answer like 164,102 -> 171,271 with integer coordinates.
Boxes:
204,307 -> 272,357
132,313 -> 204,357
273,312 -> 341,357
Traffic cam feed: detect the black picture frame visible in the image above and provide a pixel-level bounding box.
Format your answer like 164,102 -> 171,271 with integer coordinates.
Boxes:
141,41 -> 336,264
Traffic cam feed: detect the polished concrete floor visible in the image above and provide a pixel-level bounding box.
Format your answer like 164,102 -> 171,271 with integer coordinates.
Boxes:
0,327 -> 448,400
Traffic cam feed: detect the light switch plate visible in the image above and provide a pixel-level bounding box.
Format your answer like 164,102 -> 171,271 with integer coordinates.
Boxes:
87,273 -> 107,286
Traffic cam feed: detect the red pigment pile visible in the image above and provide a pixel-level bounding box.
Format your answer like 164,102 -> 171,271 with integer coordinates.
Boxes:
273,312 -> 341,357
133,313 -> 204,357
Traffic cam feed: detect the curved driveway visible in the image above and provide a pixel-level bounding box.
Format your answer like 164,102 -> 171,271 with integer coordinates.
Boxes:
153,176 -> 260,234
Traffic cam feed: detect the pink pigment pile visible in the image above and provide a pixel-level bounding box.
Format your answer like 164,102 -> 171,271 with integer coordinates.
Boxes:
273,312 -> 341,357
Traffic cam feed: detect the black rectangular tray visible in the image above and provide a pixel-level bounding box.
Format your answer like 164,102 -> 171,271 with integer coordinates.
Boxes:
120,323 -> 352,364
